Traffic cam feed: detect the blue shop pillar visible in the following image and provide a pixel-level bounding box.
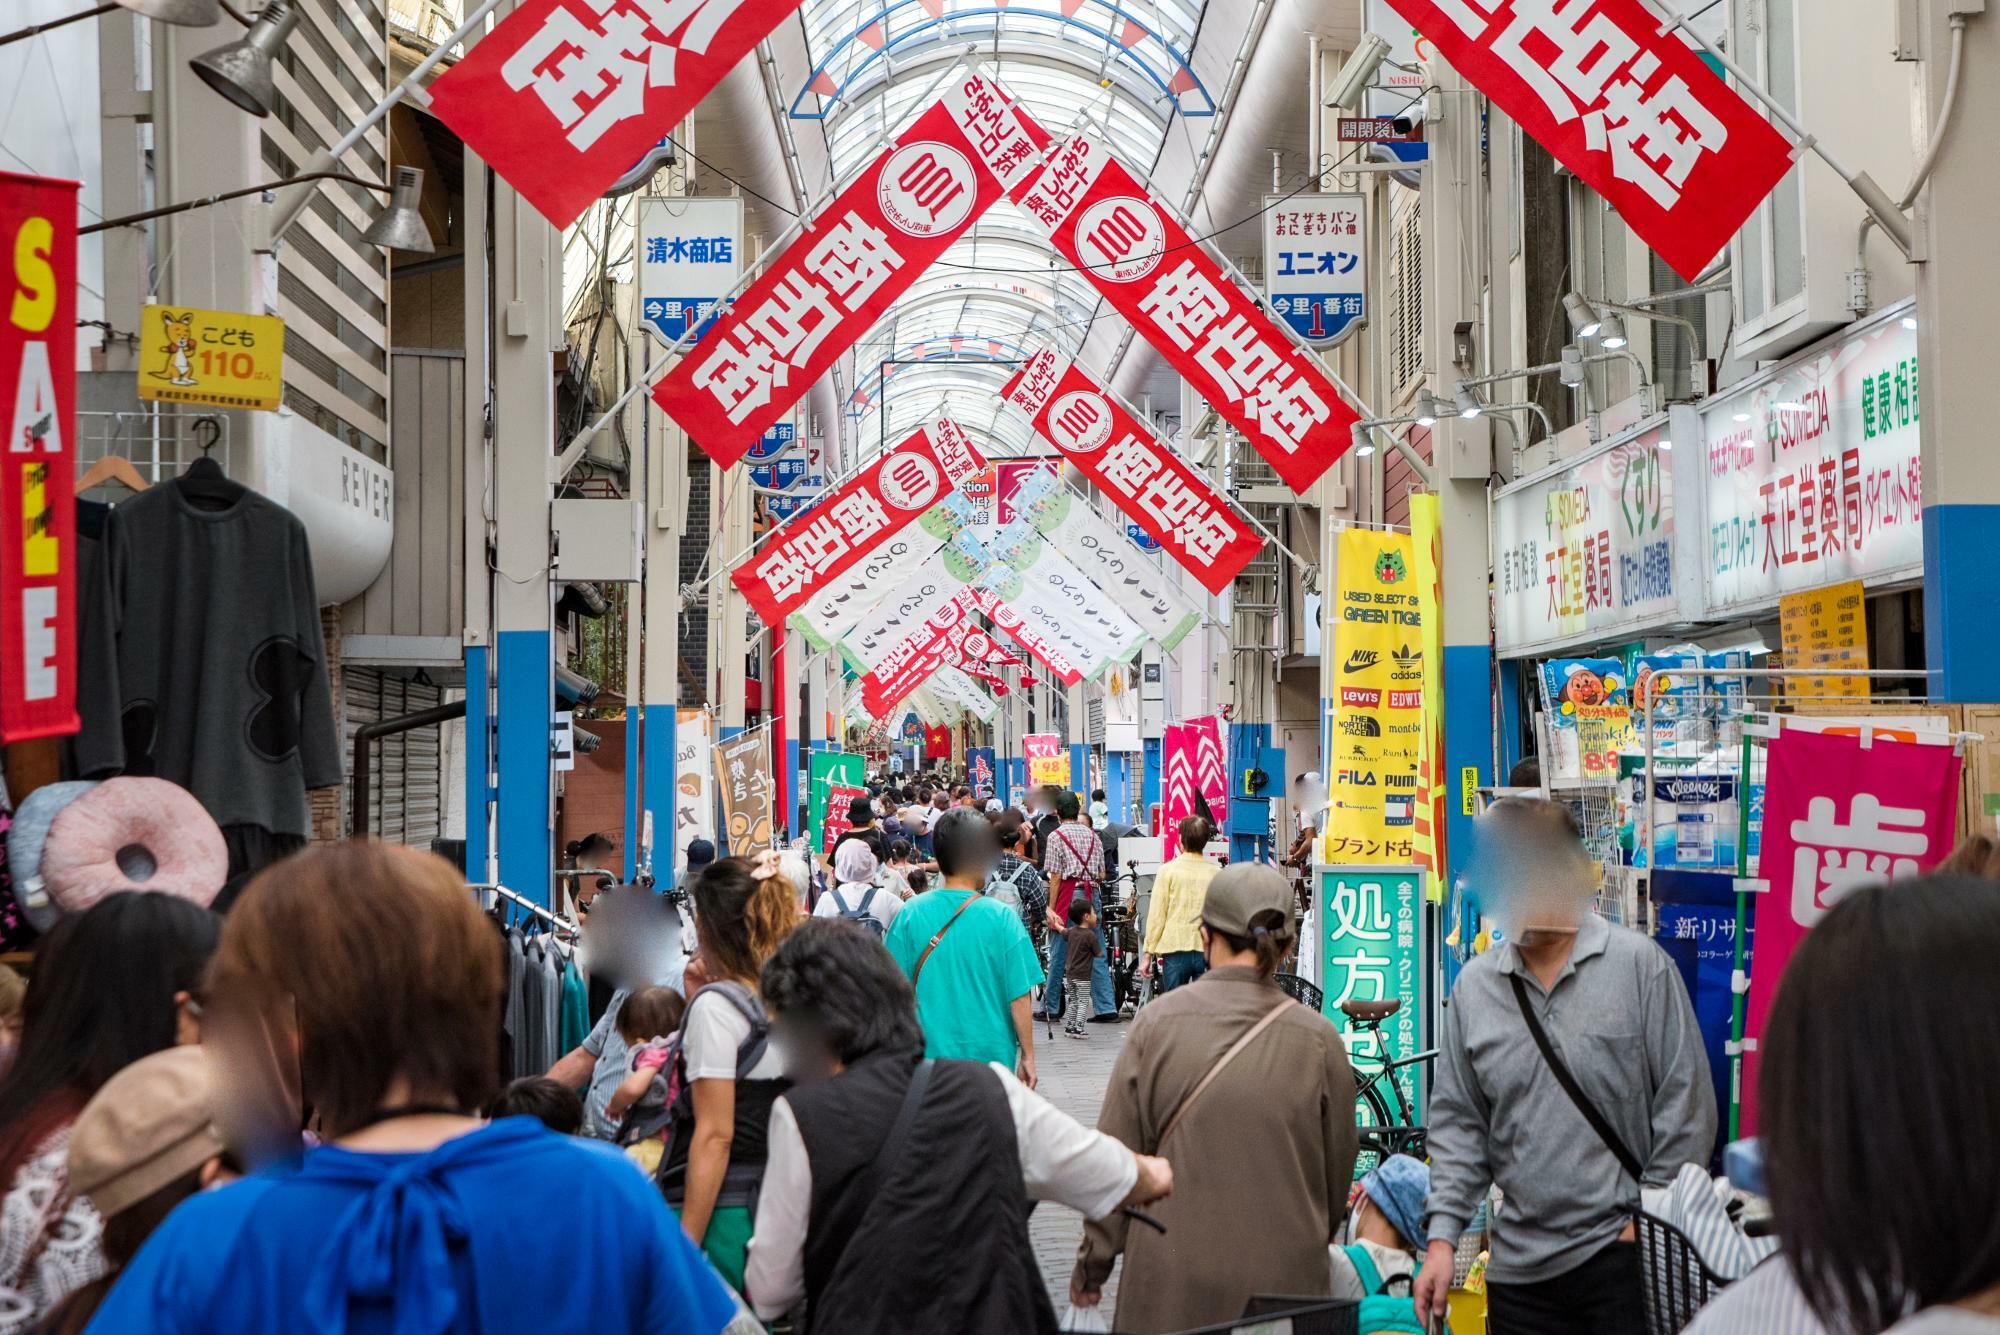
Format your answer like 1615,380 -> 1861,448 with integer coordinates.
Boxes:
1104,752 -> 1132,825
1142,737 -> 1162,824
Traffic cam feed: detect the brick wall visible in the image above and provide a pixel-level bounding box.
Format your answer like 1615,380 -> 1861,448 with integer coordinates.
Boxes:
310,605 -> 346,843
678,441 -> 710,705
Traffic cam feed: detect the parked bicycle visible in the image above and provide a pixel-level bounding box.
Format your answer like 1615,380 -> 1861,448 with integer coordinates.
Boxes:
1342,997 -> 1438,1176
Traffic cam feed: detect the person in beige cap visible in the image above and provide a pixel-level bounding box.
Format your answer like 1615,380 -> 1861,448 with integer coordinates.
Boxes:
42,1046 -> 230,1333
1070,862 -> 1358,1335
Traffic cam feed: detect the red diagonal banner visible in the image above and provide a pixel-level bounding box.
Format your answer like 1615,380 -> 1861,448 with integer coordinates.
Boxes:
1383,0 -> 1793,280
1001,348 -> 1260,594
429,0 -> 809,230
860,590 -> 981,717
731,418 -> 985,626
654,74 -> 1048,466
1013,134 -> 1358,494
972,590 -> 1085,687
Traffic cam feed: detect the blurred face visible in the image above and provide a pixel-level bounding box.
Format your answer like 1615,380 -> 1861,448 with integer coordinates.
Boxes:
1464,806 -> 1594,942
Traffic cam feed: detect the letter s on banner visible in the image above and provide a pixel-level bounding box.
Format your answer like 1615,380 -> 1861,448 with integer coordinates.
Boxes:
428,0 -> 809,230
1,173 -> 79,743
1382,0 -> 1794,280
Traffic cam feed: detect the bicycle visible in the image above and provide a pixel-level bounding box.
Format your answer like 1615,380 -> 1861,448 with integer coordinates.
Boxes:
1098,860 -> 1144,1015
1341,997 -> 1438,1176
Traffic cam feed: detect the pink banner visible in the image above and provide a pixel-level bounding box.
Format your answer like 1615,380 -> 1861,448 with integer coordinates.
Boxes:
1161,722 -> 1199,833
1741,727 -> 1959,1131
1189,714 -> 1229,829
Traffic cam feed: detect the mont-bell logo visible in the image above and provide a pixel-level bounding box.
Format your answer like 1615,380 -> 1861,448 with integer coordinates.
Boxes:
1343,649 -> 1380,673
1390,643 -> 1422,682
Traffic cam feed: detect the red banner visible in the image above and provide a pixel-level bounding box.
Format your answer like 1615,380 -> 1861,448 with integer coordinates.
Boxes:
859,590 -> 980,717
1014,135 -> 1356,494
923,722 -> 953,760
1740,727 -> 1959,1133
731,418 -> 985,626
1383,0 -> 1794,280
1002,348 -> 1260,594
428,0 -> 805,230
1161,722 -> 1199,832
1189,714 -> 1229,829
654,75 -> 1046,466
821,783 -> 868,856
1,175 -> 79,743
971,590 -> 1084,687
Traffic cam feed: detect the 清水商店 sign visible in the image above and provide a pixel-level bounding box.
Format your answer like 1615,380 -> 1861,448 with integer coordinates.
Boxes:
1739,726 -> 1959,1134
1012,135 -> 1358,494
1263,194 -> 1366,346
428,0 -> 808,230
1002,349 -> 1261,593
1491,423 -> 1677,654
731,418 -> 986,626
1382,0 -> 1794,280
638,196 -> 742,343
1701,309 -> 1922,616
654,75 -> 1047,466
1,174 -> 79,744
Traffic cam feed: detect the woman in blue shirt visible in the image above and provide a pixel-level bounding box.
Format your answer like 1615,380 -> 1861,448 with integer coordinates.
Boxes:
87,841 -> 739,1335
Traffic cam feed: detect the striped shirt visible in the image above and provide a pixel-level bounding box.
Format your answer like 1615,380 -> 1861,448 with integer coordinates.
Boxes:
1685,1257 -> 1826,1335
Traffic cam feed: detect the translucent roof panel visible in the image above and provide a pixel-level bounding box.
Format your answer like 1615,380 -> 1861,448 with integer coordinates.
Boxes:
792,0 -> 1214,459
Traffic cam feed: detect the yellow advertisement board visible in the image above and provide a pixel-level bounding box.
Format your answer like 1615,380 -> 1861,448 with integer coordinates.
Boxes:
1326,526 -> 1424,864
137,305 -> 284,412
1778,579 -> 1868,700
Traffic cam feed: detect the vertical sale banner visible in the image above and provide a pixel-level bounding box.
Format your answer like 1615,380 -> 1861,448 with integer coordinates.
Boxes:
1327,527 -> 1425,863
1739,727 -> 1959,1132
1,174 -> 79,743
806,751 -> 866,854
1025,733 -> 1069,790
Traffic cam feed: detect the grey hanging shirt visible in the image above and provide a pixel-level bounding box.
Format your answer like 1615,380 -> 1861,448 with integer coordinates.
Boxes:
1425,912 -> 1717,1284
75,480 -> 342,838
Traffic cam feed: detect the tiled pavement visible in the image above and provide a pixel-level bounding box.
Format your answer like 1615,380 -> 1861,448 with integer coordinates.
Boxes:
1028,1012 -> 1129,1318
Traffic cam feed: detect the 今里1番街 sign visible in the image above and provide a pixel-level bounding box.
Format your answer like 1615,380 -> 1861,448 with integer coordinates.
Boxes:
137,304 -> 285,413
1,173 -> 79,743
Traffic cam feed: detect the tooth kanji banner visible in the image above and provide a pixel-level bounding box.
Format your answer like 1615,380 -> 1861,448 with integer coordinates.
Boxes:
655,75 -> 1046,466
1382,0 -> 1794,280
1014,137 -> 1357,493
1002,348 -> 1260,593
428,0 -> 808,230
1739,726 -> 1958,1134
731,418 -> 985,625
1,174 -> 79,743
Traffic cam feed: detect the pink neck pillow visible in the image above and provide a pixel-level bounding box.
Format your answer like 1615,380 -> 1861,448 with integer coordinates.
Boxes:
39,778 -> 227,917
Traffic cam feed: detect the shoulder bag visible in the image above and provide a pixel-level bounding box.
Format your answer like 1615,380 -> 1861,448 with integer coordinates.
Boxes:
912,892 -> 984,986
1155,999 -> 1292,1149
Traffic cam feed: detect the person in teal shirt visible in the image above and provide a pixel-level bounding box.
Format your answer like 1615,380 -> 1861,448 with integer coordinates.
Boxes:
884,808 -> 1046,1086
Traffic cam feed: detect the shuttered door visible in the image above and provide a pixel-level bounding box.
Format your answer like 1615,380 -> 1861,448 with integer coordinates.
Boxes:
341,669 -> 444,848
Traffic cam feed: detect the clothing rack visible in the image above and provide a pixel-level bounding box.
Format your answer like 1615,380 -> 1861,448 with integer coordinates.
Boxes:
470,883 -> 578,937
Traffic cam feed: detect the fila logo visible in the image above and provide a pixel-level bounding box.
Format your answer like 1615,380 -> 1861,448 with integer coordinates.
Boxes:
1336,769 -> 1378,787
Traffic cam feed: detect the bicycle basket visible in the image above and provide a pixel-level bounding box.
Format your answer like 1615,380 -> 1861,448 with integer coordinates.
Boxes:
1272,972 -> 1324,1011
1635,1211 -> 1730,1335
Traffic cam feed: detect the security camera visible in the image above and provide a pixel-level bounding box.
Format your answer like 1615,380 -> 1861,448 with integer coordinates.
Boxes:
1391,101 -> 1429,135
1325,33 -> 1393,110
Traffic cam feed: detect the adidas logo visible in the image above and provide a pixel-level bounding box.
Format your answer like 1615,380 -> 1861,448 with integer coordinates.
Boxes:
1390,644 -> 1423,681
1343,650 -> 1380,673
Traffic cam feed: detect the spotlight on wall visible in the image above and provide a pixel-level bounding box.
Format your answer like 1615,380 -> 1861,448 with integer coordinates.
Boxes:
1413,389 -> 1442,428
190,0 -> 298,116
1559,344 -> 1587,388
362,165 -> 435,254
1562,293 -> 1604,339
1351,423 -> 1377,457
1452,382 -> 1484,419
1597,313 -> 1629,350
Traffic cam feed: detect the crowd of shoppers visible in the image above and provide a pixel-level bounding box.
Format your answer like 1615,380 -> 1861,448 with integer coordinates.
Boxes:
0,761 -> 1993,1334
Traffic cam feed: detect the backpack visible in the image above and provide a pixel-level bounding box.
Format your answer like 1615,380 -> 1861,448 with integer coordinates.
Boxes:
984,860 -> 1029,911
1341,1244 -> 1426,1335
832,884 -> 886,938
653,981 -> 781,1204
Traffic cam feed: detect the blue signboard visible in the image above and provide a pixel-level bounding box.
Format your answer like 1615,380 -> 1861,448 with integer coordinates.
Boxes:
638,196 -> 742,344
1127,523 -> 1161,552
1263,193 -> 1367,346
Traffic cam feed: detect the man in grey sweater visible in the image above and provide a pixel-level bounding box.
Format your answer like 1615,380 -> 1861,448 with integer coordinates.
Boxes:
1414,797 -> 1715,1335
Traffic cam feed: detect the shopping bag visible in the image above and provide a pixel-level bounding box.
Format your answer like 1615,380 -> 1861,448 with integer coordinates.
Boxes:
1060,1303 -> 1112,1333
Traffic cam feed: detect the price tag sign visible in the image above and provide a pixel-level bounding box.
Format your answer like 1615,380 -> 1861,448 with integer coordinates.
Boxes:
137,305 -> 285,412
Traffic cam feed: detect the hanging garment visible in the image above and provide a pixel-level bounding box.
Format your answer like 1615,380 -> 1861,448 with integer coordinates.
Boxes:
559,946 -> 590,1054
75,478 -> 341,841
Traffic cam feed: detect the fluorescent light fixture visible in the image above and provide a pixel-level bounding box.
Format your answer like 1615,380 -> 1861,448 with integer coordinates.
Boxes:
1597,313 -> 1629,349
1452,382 -> 1483,419
1562,293 -> 1604,339
1658,439 -> 1673,451
1773,400 -> 1807,412
1901,315 -> 1918,330
1732,412 -> 1751,423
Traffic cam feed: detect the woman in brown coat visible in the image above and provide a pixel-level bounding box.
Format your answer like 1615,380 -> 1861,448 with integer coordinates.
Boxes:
1070,863 -> 1358,1334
